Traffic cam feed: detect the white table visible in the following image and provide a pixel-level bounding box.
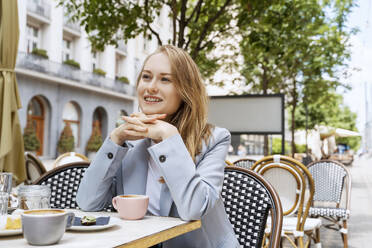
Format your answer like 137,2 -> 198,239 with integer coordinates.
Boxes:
0,210 -> 201,247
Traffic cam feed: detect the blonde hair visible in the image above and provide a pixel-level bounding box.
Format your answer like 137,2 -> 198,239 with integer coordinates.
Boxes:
137,45 -> 212,160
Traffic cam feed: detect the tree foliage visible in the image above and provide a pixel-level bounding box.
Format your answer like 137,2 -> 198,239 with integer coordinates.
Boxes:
239,0 -> 356,155
57,122 -> 75,154
59,0 -> 274,78
23,118 -> 41,152
86,121 -> 103,152
294,92 -> 360,150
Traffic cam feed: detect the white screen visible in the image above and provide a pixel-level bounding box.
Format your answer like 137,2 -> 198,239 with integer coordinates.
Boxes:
208,95 -> 283,133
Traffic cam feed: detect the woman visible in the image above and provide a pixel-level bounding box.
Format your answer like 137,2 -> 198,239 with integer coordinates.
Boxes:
76,45 -> 239,248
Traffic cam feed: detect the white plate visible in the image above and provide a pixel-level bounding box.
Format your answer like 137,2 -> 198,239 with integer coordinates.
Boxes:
0,228 -> 22,236
68,216 -> 121,231
0,215 -> 22,236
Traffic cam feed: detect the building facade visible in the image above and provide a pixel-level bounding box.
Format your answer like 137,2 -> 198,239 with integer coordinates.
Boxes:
16,0 -> 171,159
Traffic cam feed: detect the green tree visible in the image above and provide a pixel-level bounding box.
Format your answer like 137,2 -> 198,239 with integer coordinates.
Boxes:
272,137 -> 290,155
59,0 -> 274,78
57,122 -> 75,154
239,0 -> 355,155
86,121 -> 103,152
23,118 -> 41,152
294,92 -> 360,151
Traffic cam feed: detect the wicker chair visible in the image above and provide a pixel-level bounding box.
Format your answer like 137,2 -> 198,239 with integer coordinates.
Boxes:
222,166 -> 283,248
53,152 -> 89,168
233,158 -> 257,170
307,160 -> 351,248
251,155 -> 321,248
33,161 -> 114,211
24,152 -> 47,184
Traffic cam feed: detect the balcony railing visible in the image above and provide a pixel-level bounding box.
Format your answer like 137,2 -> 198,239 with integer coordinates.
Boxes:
63,15 -> 81,33
117,41 -> 127,54
27,0 -> 51,20
16,52 -> 135,97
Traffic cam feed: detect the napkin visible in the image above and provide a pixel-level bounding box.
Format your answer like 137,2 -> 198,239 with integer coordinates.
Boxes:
73,216 -> 110,226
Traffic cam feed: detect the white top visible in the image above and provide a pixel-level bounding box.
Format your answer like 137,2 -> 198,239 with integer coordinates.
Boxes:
146,141 -> 163,215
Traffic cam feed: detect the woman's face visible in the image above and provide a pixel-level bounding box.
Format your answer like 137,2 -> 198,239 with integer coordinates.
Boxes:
137,52 -> 182,115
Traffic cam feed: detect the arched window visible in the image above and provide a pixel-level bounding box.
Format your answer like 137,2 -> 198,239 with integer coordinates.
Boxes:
92,107 -> 108,139
62,102 -> 80,147
27,96 -> 45,155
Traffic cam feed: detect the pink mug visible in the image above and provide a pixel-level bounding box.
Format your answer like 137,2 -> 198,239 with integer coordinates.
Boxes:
112,194 -> 149,220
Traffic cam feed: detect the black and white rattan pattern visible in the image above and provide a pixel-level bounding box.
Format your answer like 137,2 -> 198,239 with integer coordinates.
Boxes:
309,161 -> 346,203
308,207 -> 349,220
34,162 -> 114,211
222,166 -> 282,248
233,159 -> 257,170
307,160 -> 351,247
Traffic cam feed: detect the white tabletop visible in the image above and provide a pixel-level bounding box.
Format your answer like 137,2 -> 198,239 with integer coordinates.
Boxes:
0,209 -> 201,247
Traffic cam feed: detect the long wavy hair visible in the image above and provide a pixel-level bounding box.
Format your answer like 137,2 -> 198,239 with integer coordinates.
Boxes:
137,45 -> 213,160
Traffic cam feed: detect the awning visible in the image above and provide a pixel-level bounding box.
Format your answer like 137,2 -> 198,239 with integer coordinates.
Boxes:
334,128 -> 361,138
0,0 -> 27,184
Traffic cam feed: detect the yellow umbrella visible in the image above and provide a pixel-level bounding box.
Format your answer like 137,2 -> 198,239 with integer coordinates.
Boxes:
0,0 -> 26,184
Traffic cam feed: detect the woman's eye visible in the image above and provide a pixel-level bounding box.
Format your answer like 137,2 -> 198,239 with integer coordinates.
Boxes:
161,77 -> 170,82
142,74 -> 151,80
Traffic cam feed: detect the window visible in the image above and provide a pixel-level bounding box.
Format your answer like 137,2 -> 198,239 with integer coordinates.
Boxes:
62,102 -> 80,147
62,39 -> 72,61
93,107 -> 108,139
27,96 -> 46,156
92,52 -> 98,70
115,55 -> 125,78
26,25 -> 40,53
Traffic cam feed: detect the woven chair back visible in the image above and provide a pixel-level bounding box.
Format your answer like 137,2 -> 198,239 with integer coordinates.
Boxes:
251,155 -> 315,232
53,152 -> 90,168
233,158 -> 257,170
24,152 -> 47,184
307,160 -> 350,205
222,166 -> 283,248
33,161 -> 114,211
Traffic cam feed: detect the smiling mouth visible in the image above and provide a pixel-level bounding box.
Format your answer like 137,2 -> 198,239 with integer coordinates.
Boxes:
144,96 -> 163,103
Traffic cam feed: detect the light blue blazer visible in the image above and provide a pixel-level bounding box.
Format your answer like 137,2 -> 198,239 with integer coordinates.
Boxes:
76,127 -> 239,248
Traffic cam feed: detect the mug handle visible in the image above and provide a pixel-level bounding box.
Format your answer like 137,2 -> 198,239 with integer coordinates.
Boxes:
112,197 -> 118,210
66,212 -> 75,229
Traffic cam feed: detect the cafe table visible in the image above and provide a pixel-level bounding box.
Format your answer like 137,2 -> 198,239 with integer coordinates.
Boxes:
0,209 -> 202,247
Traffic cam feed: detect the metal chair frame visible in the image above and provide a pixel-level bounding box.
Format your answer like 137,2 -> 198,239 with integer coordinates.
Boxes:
222,166 -> 283,248
252,155 -> 321,248
307,159 -> 351,248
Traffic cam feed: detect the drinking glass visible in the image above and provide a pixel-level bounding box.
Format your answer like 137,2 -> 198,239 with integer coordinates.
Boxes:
0,172 -> 12,215
18,185 -> 51,210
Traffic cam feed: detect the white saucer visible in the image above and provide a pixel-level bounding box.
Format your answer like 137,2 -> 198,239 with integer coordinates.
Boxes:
0,228 -> 22,236
68,216 -> 120,231
0,215 -> 22,236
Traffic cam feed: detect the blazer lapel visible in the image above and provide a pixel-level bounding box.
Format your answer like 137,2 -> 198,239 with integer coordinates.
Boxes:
122,138 -> 151,195
159,153 -> 204,216
122,138 -> 175,216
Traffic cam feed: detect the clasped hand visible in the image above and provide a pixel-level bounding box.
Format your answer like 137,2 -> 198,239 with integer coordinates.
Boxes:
110,112 -> 179,145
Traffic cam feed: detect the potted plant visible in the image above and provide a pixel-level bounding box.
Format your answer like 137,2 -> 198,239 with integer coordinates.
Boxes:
86,120 -> 103,160
23,118 -> 41,154
93,68 -> 106,77
32,48 -> 49,59
63,59 -> 81,69
57,122 -> 75,154
116,76 -> 130,84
